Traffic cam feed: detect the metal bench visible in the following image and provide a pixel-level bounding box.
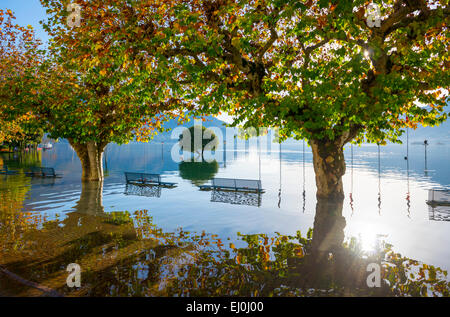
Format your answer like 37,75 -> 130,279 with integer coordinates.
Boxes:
25,167 -> 60,178
124,172 -> 177,188
0,165 -> 18,175
199,178 -> 264,193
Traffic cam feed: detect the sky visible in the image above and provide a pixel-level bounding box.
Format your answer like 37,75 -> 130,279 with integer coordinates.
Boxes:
2,0 -> 49,44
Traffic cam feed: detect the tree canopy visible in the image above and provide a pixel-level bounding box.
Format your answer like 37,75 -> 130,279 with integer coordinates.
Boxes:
148,0 -> 449,145
37,0 -> 184,146
179,125 -> 219,155
0,9 -> 43,147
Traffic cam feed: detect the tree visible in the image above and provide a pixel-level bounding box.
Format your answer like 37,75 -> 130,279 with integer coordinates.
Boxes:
0,114 -> 44,150
33,0 -> 198,181
140,0 -> 448,201
179,125 -> 219,157
0,10 -> 44,150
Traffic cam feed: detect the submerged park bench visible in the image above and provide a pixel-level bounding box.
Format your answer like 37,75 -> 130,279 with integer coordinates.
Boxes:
124,172 -> 177,188
199,178 -> 264,193
25,167 -> 60,178
0,165 -> 18,175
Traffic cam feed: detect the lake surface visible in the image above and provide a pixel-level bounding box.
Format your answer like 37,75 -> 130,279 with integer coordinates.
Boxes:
1,137 -> 449,296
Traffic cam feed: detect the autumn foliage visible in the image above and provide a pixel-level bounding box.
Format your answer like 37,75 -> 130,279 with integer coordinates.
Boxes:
0,9 -> 43,146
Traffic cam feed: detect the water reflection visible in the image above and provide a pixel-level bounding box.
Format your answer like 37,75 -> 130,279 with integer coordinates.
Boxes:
1,140 -> 450,296
179,160 -> 219,186
125,183 -> 162,198
211,190 -> 262,207
74,181 -> 105,215
0,184 -> 449,297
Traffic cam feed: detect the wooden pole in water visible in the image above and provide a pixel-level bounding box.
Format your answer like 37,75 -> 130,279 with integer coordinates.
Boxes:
302,140 -> 306,213
378,144 -> 381,215
350,143 -> 354,215
224,140 -> 227,168
406,128 -> 409,159
424,139 -> 428,173
234,130 -> 237,160
258,136 -> 261,181
278,142 -> 281,208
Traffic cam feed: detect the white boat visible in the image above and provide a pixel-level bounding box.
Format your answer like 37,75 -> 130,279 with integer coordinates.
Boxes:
43,143 -> 53,149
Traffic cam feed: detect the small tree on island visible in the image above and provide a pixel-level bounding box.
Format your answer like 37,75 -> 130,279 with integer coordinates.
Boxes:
179,125 -> 219,158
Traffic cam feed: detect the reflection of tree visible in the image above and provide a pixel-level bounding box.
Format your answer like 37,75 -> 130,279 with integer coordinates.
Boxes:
1,189 -> 449,297
178,160 -> 218,186
73,181 -> 105,215
163,197 -> 450,296
0,172 -> 44,254
1,150 -> 42,170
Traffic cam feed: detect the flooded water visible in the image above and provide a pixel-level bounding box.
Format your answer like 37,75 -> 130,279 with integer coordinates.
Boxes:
1,137 -> 449,296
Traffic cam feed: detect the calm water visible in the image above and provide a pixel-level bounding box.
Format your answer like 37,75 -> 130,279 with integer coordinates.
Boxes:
1,138 -> 450,296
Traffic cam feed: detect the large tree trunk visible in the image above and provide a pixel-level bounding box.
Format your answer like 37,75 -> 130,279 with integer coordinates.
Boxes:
69,140 -> 106,181
310,138 -> 347,201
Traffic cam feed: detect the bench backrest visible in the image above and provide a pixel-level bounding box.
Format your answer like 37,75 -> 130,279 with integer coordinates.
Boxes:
125,172 -> 161,183
235,179 -> 261,190
41,167 -> 55,176
212,178 -> 236,188
212,178 -> 261,190
142,173 -> 160,183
